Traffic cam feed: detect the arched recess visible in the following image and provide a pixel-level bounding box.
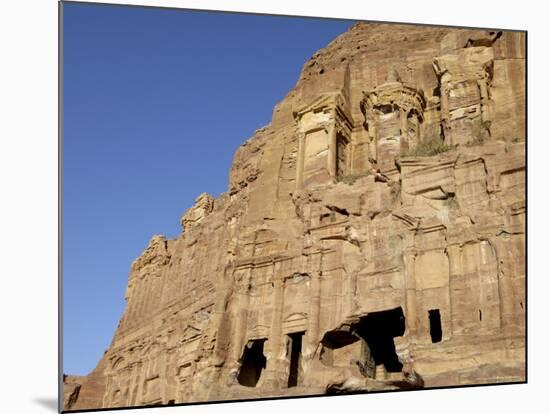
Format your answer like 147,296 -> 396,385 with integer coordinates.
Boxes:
282,312 -> 308,334
111,356 -> 125,371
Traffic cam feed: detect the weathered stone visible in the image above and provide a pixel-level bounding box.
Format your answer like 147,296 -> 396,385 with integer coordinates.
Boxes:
181,193 -> 214,231
64,22 -> 525,410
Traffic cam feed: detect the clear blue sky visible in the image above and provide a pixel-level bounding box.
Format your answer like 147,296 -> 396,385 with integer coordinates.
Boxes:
63,1 -> 353,376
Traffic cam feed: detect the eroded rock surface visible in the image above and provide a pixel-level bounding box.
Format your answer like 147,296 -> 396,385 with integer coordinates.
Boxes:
64,22 -> 525,410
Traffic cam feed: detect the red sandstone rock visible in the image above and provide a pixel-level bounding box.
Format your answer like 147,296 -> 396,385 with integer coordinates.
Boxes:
64,22 -> 525,410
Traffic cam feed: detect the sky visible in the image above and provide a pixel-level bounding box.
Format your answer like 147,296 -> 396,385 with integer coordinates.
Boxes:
62,1 -> 353,376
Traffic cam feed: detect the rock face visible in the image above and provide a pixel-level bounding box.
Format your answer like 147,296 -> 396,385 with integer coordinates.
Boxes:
64,22 -> 526,410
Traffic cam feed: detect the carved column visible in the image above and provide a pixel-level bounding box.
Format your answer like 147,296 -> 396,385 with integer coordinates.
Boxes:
478,78 -> 491,124
327,122 -> 337,181
407,112 -> 421,149
306,271 -> 322,357
264,259 -> 285,388
403,245 -> 418,340
399,107 -> 408,151
447,244 -> 462,337
225,265 -> 253,384
370,118 -> 378,162
489,240 -> 517,335
296,132 -> 305,190
349,133 -> 355,173
127,363 -> 139,406
399,107 -> 407,135
305,252 -> 322,359
134,362 -> 145,406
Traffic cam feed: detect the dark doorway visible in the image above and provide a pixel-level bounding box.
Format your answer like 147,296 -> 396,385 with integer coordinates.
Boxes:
237,339 -> 267,387
428,309 -> 442,343
353,307 -> 405,372
287,331 -> 304,387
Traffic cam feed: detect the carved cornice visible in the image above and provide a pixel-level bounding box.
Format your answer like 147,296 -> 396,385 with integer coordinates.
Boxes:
361,81 -> 426,120
293,91 -> 353,135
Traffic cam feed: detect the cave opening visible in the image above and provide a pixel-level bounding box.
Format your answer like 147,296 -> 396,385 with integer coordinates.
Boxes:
353,307 -> 405,372
287,331 -> 304,387
237,339 -> 267,387
320,329 -> 360,368
429,309 -> 442,343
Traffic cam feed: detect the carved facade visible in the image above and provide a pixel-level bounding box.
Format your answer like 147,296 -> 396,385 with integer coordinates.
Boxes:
293,92 -> 354,188
361,73 -> 427,171
64,23 -> 526,411
434,46 -> 495,146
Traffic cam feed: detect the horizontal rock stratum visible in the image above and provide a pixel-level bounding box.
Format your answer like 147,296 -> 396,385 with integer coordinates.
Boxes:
64,22 -> 526,410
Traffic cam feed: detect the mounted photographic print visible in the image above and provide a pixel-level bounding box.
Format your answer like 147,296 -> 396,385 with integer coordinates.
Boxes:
61,1 -> 526,411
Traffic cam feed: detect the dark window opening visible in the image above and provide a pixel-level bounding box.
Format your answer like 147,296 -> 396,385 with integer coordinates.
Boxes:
167,400 -> 175,405
479,309 -> 483,321
287,331 -> 304,387
466,38 -> 493,47
353,307 -> 405,372
429,309 -> 442,343
237,339 -> 267,387
379,104 -> 395,115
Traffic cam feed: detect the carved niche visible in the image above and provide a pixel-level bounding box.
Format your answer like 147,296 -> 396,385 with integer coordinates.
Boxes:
361,70 -> 426,171
293,92 -> 353,188
433,46 -> 494,146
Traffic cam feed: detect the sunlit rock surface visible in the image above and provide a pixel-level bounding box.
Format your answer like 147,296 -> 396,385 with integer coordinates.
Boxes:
64,22 -> 525,410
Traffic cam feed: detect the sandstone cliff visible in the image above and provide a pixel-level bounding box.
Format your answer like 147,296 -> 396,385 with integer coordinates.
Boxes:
64,22 -> 526,410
